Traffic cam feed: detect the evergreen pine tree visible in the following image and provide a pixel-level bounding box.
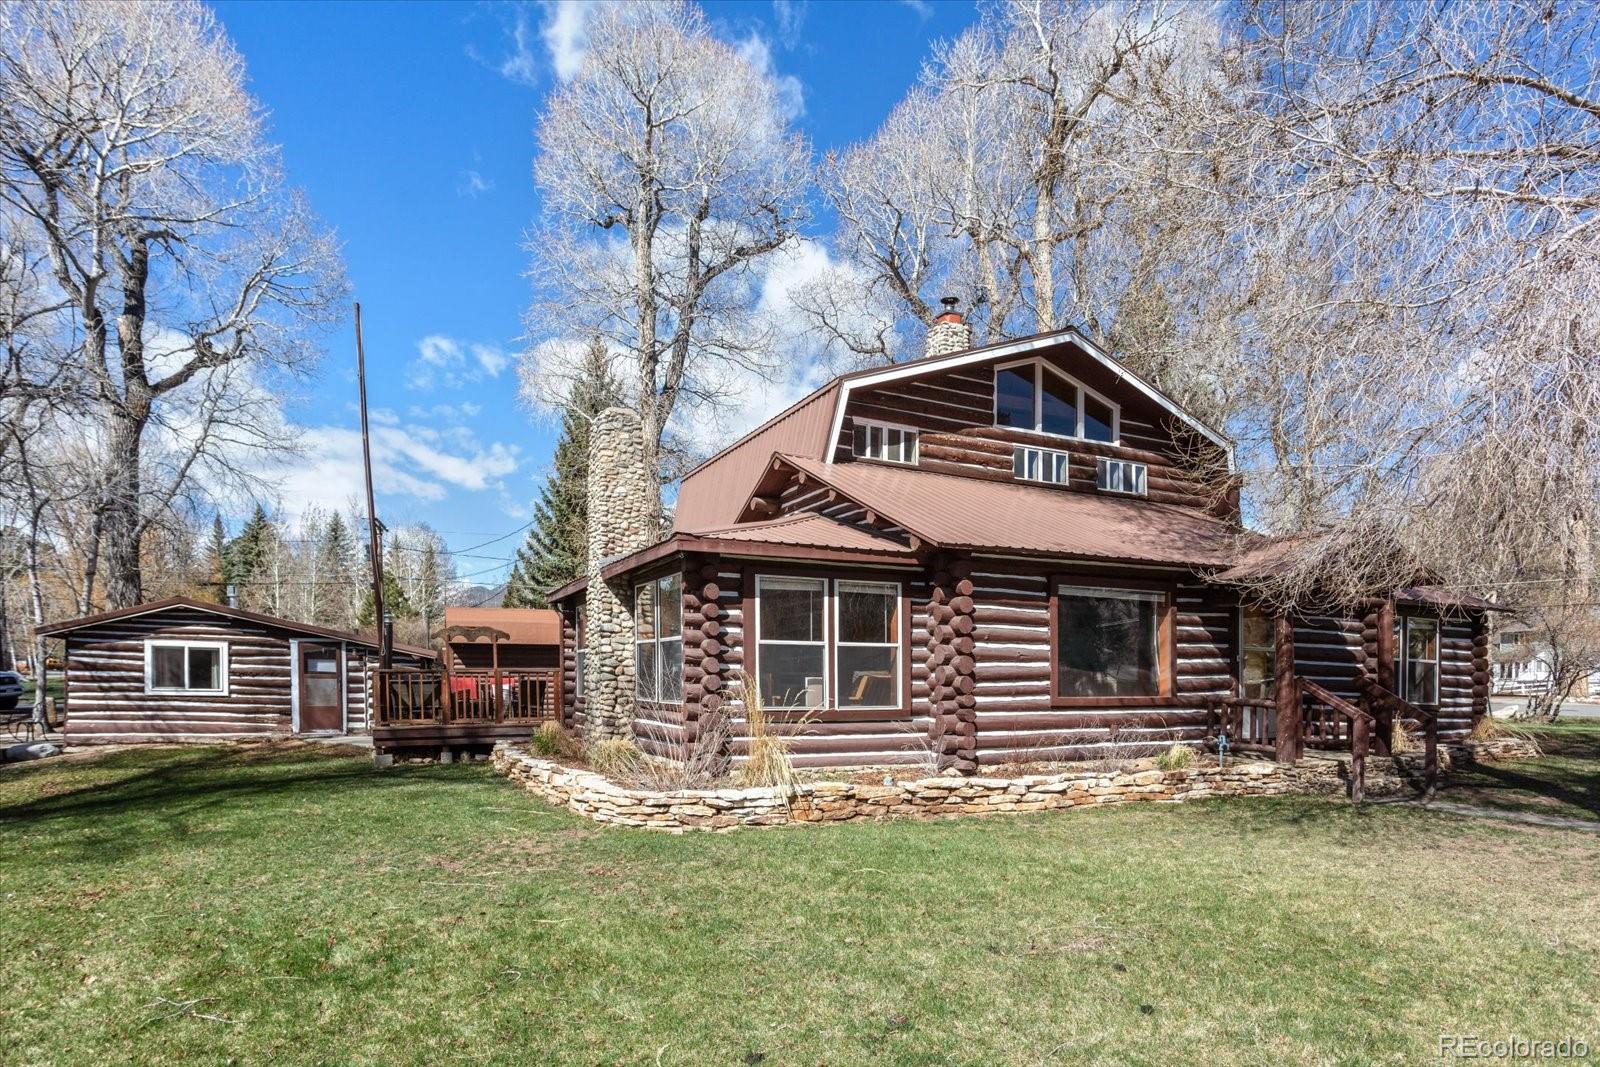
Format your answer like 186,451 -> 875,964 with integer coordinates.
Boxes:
313,513 -> 357,628
223,505 -> 274,603
200,515 -> 227,602
357,571 -> 416,629
504,337 -> 620,608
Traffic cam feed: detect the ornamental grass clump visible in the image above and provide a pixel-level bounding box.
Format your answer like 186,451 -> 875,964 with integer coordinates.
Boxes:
530,721 -> 580,759
1391,719 -> 1420,754
734,676 -> 800,792
1155,743 -> 1196,772
585,737 -> 643,779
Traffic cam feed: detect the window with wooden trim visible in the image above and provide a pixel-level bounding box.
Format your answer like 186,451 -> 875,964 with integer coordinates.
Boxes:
1013,445 -> 1070,485
1096,458 -> 1147,495
754,575 -> 906,711
1394,616 -> 1439,705
1239,607 -> 1274,699
634,574 -> 683,703
1051,583 -> 1169,700
852,420 -> 919,464
993,359 -> 1118,443
835,581 -> 901,709
144,639 -> 228,696
755,576 -> 828,709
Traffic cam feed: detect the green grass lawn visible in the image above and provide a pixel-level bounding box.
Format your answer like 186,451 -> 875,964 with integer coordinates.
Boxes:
1439,720 -> 1600,823
3,743 -> 1598,1066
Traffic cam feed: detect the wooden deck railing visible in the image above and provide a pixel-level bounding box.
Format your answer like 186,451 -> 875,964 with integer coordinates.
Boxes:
1357,676 -> 1440,797
1298,678 -> 1377,802
373,668 -> 559,728
1208,697 -> 1278,755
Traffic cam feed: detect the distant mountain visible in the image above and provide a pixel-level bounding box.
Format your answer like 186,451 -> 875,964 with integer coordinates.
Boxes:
448,582 -> 508,608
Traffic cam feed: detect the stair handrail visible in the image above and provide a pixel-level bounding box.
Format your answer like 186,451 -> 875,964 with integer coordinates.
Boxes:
1297,678 -> 1376,803
1356,676 -> 1440,797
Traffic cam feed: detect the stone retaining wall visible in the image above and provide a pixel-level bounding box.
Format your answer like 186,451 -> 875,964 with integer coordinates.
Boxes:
491,738 -> 1539,833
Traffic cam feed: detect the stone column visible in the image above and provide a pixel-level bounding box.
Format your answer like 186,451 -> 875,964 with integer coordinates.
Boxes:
580,406 -> 656,742
924,297 -> 971,358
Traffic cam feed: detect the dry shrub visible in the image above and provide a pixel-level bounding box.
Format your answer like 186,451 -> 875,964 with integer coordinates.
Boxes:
1467,715 -> 1503,742
585,737 -> 642,779
1155,743 -> 1196,771
530,721 -> 580,759
1391,719 -> 1419,754
626,711 -> 730,790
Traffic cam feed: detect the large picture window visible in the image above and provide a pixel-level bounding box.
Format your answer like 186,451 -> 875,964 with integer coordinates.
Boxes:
1052,584 -> 1168,700
755,576 -> 905,711
1394,616 -> 1439,705
993,360 -> 1117,444
634,574 -> 683,703
144,640 -> 227,695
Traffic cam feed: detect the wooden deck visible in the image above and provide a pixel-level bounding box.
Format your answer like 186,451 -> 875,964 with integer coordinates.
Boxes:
372,668 -> 559,754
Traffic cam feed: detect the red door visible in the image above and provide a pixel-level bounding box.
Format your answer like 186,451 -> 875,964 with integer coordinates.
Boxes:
298,643 -> 343,733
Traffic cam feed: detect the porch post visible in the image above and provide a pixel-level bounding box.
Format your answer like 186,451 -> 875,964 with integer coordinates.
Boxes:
492,639 -> 502,722
1373,599 -> 1396,756
1273,613 -> 1299,763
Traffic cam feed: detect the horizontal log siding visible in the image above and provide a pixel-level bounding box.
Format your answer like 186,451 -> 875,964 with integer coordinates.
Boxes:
560,605 -> 581,728
1438,616 -> 1479,738
965,559 -> 1228,766
63,610 -> 293,744
835,362 -> 1218,510
1292,614 -> 1366,702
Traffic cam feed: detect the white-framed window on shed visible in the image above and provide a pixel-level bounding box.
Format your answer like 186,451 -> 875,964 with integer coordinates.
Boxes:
144,639 -> 228,696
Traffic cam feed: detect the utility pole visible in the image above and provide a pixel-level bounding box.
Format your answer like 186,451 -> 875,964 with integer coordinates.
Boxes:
355,302 -> 390,669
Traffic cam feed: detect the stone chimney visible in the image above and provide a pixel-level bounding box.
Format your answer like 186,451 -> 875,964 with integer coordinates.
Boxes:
580,406 -> 655,741
925,296 -> 971,359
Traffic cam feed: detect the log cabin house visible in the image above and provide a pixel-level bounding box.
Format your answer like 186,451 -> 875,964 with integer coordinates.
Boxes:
547,311 -> 1494,776
37,597 -> 436,744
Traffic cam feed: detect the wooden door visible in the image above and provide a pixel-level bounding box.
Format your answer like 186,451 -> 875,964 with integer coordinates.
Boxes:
298,643 -> 343,733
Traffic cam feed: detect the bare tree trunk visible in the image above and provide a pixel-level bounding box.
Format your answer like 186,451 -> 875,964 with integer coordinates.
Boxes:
100,407 -> 147,608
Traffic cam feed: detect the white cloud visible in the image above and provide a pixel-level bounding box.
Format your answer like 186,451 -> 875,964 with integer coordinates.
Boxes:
899,0 -> 934,20
736,32 -> 805,121
406,334 -> 512,390
497,5 -> 541,86
457,169 -> 495,198
542,0 -> 594,82
771,0 -> 807,47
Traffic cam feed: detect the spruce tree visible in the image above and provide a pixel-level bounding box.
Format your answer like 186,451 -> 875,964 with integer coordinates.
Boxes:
200,515 -> 227,602
223,505 -> 274,602
313,513 -> 357,628
505,338 -> 620,607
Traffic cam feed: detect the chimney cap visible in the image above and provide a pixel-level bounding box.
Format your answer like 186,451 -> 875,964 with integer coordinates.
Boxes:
936,295 -> 963,323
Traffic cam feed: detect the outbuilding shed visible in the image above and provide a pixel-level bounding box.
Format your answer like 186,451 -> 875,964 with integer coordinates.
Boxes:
37,596 -> 436,744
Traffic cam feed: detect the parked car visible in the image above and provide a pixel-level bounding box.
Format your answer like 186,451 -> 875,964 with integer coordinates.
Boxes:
0,670 -> 23,710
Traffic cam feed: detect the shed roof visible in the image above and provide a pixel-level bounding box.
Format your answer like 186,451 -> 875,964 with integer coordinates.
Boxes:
441,606 -> 562,645
757,454 -> 1245,567
36,596 -> 438,659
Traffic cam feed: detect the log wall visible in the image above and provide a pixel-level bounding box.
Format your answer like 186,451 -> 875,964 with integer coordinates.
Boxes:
63,609 -> 294,744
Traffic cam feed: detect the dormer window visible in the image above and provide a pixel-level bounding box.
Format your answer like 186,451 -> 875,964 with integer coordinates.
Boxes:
852,420 -> 918,464
993,360 -> 1117,444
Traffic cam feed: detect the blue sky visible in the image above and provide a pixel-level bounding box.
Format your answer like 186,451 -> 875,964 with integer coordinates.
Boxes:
211,0 -> 973,587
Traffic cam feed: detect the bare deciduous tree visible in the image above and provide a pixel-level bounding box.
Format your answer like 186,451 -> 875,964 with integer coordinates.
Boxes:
523,0 -> 810,520
0,0 -> 346,608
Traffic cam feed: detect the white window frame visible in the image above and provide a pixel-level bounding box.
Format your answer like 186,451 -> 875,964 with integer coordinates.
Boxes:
634,574 -> 683,705
850,419 -> 920,465
1395,615 -> 1440,706
833,579 -> 904,712
574,603 -> 587,699
144,639 -> 229,696
754,575 -> 831,711
992,358 -> 1120,444
1013,445 -> 1071,485
1096,457 -> 1148,496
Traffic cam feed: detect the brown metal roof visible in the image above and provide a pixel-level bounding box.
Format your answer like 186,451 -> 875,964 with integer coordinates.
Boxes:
36,596 -> 438,659
766,454 -> 1245,566
673,383 -> 841,533
695,512 -> 913,553
441,606 -> 561,645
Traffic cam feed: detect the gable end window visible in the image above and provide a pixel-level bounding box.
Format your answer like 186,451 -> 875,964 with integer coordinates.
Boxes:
993,360 -> 1117,444
635,574 -> 684,704
1096,458 -> 1147,495
852,420 -> 918,464
144,640 -> 228,696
